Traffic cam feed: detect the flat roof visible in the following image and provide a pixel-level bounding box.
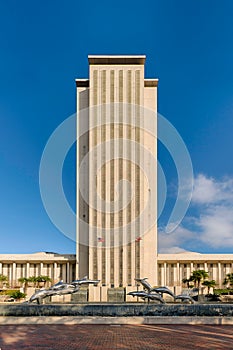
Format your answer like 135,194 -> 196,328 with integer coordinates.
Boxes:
88,55 -> 146,65
144,79 -> 159,87
75,79 -> 89,87
158,252 -> 233,262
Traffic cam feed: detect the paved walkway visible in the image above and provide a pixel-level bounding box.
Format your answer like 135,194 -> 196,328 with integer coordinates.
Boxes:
0,324 -> 233,349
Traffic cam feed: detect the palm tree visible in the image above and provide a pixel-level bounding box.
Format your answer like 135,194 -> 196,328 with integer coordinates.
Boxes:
202,280 -> 216,294
18,277 -> 29,292
35,275 -> 52,287
191,270 -> 209,289
182,277 -> 193,289
223,273 -> 233,288
27,276 -> 37,287
19,276 -> 52,289
0,274 -> 8,288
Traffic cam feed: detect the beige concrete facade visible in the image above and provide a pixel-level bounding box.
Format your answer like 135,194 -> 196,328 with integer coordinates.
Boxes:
157,252 -> 233,293
0,252 -> 76,287
76,56 -> 158,300
1,251 -> 232,298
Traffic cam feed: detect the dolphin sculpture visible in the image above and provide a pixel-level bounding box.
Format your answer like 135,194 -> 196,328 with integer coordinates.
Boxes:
29,288 -> 56,303
135,278 -> 152,292
51,283 -> 77,291
72,276 -> 100,286
127,290 -> 165,304
175,294 -> 195,304
127,290 -> 150,298
146,292 -> 165,303
53,284 -> 79,296
151,286 -> 175,298
29,282 -> 67,303
29,283 -> 79,304
28,277 -> 100,304
49,280 -> 64,289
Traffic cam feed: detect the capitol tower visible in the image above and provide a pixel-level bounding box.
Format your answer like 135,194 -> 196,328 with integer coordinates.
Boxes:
76,56 -> 158,301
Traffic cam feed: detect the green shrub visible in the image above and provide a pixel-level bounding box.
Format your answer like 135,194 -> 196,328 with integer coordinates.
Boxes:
0,289 -> 19,296
214,288 -> 233,295
8,290 -> 26,300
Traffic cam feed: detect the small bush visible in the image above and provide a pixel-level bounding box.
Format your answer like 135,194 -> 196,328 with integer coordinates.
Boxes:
214,289 -> 233,296
0,289 -> 19,296
8,290 -> 26,300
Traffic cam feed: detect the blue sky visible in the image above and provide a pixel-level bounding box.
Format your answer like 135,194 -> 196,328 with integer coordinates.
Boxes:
0,0 -> 233,254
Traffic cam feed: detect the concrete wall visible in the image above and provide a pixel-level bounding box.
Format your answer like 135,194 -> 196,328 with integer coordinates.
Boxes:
0,304 -> 233,317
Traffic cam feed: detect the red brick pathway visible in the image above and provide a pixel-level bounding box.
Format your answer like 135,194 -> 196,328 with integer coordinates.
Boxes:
0,324 -> 233,350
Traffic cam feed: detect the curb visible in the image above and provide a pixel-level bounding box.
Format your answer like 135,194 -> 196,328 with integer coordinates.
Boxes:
0,316 -> 233,325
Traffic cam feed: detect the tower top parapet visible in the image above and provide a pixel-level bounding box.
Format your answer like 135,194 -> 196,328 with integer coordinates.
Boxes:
88,55 -> 146,65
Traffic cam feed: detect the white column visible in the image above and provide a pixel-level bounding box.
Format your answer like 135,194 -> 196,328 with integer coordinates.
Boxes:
62,264 -> 66,282
190,262 -> 194,273
36,263 -> 40,276
26,262 -> 30,278
50,263 -> 53,280
204,262 -> 208,272
176,262 -> 180,285
16,264 -> 20,281
0,262 -> 2,274
164,262 -> 167,286
66,262 -> 70,283
212,263 -> 217,281
218,262 -> 222,286
40,262 -> 44,275
75,261 -> 79,280
12,262 -> 16,286
173,264 -> 176,285
69,264 -> 73,282
161,264 -> 164,286
9,264 -> 12,287
53,262 -> 57,282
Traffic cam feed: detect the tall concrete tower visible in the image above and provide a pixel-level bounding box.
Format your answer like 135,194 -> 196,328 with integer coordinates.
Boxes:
76,56 -> 158,301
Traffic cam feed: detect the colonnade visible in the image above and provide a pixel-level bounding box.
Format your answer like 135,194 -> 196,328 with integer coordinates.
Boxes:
158,261 -> 233,288
0,261 -> 75,287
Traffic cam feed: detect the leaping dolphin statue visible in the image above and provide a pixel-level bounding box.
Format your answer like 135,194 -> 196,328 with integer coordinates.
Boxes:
150,286 -> 175,298
72,276 -> 100,286
49,280 -> 64,289
175,294 -> 195,304
50,282 -> 75,291
53,284 -> 79,296
135,278 -> 152,292
28,277 -> 100,304
29,288 -> 57,303
146,292 -> 165,303
127,291 -> 150,298
127,290 -> 165,304
29,281 -> 79,304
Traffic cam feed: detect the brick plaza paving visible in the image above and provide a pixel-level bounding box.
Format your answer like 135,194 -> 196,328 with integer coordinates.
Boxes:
0,324 -> 233,350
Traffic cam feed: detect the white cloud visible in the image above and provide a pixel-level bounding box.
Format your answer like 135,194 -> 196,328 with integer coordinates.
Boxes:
192,174 -> 233,204
192,174 -> 233,248
196,205 -> 233,248
158,174 -> 233,252
158,226 -> 194,253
